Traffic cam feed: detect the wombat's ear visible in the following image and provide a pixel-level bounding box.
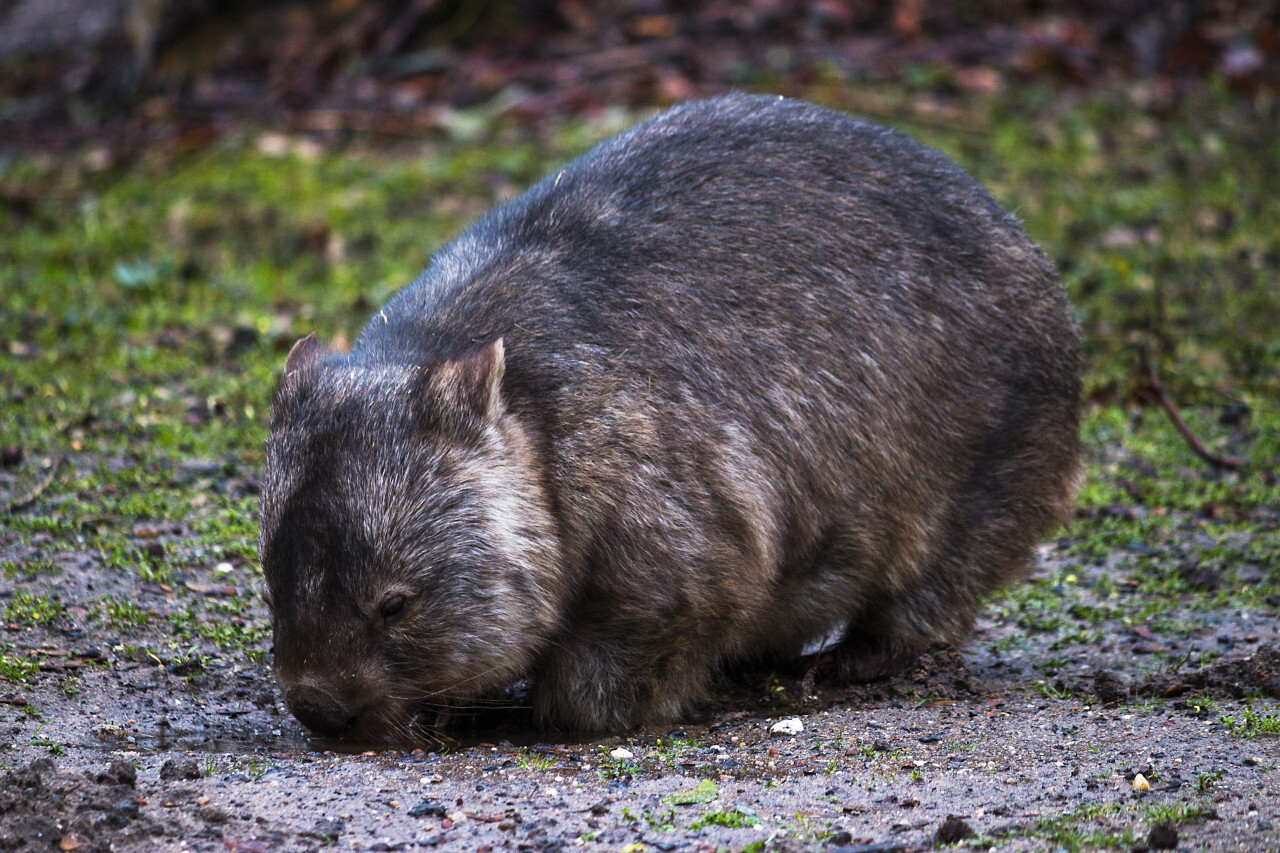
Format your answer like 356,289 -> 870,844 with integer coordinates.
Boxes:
283,333 -> 329,378
423,338 -> 505,427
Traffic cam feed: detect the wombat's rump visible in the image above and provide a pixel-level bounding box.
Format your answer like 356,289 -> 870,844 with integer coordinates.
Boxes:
260,94 -> 1081,738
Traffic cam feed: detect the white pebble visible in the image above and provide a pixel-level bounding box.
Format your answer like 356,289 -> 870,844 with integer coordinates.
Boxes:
770,718 -> 804,736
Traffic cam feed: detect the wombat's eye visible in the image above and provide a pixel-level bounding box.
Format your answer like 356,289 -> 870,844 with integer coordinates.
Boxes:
379,594 -> 407,627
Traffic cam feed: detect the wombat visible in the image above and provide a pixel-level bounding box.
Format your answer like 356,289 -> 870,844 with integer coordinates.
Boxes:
259,93 -> 1081,739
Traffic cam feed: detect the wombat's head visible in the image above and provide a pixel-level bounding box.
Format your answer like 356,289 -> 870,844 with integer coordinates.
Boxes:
260,335 -> 563,741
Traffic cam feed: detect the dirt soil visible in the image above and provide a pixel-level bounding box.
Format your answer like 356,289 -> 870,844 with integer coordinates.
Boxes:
1,481 -> 1278,853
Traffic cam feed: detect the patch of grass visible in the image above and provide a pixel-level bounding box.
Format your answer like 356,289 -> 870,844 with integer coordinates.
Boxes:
0,559 -> 60,579
791,811 -> 836,843
2,590 -> 64,627
92,597 -> 154,630
642,808 -> 678,831
228,755 -> 275,781
1195,769 -> 1224,792
0,651 -> 41,682
1031,680 -> 1071,700
168,602 -> 268,655
1031,802 -> 1134,851
516,749 -> 556,772
596,746 -> 636,782
690,807 -> 758,830
27,721 -> 64,756
1221,706 -> 1280,738
4,87 -> 1275,549
1141,801 -> 1215,824
651,735 -> 699,769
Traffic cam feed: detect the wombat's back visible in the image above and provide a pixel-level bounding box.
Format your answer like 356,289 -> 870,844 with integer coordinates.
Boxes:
270,95 -> 1081,733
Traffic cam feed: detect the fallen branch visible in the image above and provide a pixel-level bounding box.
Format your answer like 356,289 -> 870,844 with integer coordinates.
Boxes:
374,0 -> 438,61
1141,357 -> 1243,470
6,454 -> 65,513
265,3 -> 385,103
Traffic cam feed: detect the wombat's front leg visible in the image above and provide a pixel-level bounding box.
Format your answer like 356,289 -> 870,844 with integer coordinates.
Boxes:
532,629 -> 709,731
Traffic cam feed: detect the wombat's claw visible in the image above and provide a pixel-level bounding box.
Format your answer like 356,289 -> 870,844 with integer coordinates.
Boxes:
798,656 -> 822,708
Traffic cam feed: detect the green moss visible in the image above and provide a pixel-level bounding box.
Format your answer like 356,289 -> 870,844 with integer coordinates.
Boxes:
690,807 -> 757,830
1141,801 -> 1215,824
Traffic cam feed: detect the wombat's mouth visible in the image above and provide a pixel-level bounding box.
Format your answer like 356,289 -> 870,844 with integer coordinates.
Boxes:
281,680 -> 466,745
284,682 -> 361,739
279,670 -> 534,744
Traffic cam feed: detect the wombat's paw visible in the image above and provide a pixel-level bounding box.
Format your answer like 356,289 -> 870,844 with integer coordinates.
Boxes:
820,630 -> 926,685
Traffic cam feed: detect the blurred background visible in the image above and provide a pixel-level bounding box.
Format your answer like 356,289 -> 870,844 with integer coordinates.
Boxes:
2,0 -> 1278,153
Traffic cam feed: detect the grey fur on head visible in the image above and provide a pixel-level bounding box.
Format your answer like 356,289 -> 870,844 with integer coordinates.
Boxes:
259,93 -> 1082,739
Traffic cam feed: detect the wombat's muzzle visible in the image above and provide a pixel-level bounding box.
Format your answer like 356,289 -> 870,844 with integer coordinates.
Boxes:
285,683 -> 356,737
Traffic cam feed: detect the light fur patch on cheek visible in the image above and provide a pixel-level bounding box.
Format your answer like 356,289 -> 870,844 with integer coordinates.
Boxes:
457,430 -> 562,626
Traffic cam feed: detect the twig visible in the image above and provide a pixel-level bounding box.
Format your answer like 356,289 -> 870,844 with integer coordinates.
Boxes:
265,3 -> 385,103
6,454 -> 65,513
1141,356 -> 1243,470
374,0 -> 438,61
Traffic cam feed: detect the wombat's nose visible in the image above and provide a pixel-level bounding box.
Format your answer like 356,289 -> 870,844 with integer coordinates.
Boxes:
285,684 -> 353,737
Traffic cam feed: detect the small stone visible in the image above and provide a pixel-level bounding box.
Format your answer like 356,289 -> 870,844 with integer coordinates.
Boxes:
610,747 -> 634,759
199,804 -> 231,823
91,723 -> 130,742
770,717 -> 804,736
407,801 -> 448,818
1148,821 -> 1179,849
5,757 -> 56,796
1181,566 -> 1222,591
1093,671 -> 1129,705
1133,773 -> 1151,791
935,814 -> 975,844
159,758 -> 202,781
107,799 -> 140,826
96,757 -> 137,787
310,818 -> 344,841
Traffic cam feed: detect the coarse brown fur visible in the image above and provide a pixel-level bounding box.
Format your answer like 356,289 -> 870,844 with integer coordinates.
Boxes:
259,94 -> 1082,738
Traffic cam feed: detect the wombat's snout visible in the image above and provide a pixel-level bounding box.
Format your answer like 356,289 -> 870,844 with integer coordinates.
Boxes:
285,683 -> 357,738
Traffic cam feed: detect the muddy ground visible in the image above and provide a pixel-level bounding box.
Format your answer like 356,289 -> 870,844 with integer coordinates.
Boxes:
1,463 -> 1278,852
